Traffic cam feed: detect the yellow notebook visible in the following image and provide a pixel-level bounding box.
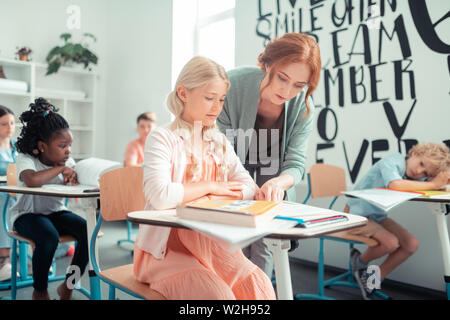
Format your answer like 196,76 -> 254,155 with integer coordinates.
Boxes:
415,190 -> 450,198
382,188 -> 450,198
177,200 -> 282,227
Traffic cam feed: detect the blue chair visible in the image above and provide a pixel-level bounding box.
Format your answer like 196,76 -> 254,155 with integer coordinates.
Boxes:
90,166 -> 165,300
295,163 -> 390,300
0,164 -> 90,300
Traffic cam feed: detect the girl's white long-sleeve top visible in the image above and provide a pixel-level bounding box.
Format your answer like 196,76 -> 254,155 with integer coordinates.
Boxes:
135,124 -> 256,258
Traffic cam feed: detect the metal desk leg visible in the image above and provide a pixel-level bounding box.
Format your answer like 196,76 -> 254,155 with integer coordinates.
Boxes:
263,238 -> 293,300
81,199 -> 101,300
430,203 -> 450,300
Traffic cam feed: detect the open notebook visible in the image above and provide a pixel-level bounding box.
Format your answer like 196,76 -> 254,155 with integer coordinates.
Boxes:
43,157 -> 121,192
129,202 -> 365,252
343,188 -> 422,212
176,201 -> 351,251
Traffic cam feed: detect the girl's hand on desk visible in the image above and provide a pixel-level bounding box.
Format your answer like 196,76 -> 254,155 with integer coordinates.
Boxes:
254,187 -> 265,201
207,194 -> 243,201
186,194 -> 242,205
209,181 -> 243,198
61,166 -> 78,185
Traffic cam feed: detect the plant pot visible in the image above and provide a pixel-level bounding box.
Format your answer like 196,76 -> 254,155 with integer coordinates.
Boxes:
18,54 -> 30,62
0,65 -> 6,78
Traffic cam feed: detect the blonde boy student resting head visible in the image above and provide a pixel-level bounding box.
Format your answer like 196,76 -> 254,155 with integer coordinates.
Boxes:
133,56 -> 275,300
347,142 -> 450,300
124,112 -> 157,167
0,105 -> 17,282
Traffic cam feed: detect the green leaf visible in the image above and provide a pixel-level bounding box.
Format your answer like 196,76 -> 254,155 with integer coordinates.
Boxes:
46,60 -> 61,76
82,49 -> 98,64
60,43 -> 75,56
60,33 -> 72,43
46,46 -> 61,62
73,44 -> 84,55
83,33 -> 97,42
47,32 -> 98,74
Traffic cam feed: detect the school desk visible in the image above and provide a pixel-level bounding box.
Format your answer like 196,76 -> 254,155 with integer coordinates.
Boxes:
0,185 -> 101,300
410,194 -> 450,299
127,209 -> 367,300
345,191 -> 450,299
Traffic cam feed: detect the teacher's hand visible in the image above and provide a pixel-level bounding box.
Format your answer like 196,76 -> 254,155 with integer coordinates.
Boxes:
255,178 -> 285,202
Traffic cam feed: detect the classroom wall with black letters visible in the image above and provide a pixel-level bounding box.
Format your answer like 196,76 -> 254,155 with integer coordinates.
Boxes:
235,0 -> 450,291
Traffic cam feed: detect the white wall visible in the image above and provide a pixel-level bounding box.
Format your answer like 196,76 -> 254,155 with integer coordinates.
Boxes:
104,0 -> 173,162
235,0 -> 450,292
0,0 -> 173,162
0,0 -> 109,157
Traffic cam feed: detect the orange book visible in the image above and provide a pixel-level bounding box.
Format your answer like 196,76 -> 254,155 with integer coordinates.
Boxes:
375,187 -> 425,195
411,190 -> 450,197
176,200 -> 282,228
377,188 -> 450,198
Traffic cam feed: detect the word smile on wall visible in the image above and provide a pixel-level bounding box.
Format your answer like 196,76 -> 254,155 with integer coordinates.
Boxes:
255,0 -> 449,183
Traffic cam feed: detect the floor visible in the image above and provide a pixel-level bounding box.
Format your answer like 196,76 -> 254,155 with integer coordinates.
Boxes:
0,220 -> 447,300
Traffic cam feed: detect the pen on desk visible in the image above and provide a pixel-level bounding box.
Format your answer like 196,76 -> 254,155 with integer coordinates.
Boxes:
274,216 -> 304,224
83,188 -> 100,193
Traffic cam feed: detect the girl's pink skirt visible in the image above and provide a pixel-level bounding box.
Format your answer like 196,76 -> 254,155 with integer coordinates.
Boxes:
134,228 -> 276,300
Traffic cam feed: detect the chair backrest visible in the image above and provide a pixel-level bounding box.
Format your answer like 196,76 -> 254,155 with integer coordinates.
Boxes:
99,166 -> 146,222
309,163 -> 346,198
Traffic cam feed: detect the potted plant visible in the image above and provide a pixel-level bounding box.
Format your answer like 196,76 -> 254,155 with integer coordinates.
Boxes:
46,32 -> 98,76
0,65 -> 6,79
16,46 -> 32,61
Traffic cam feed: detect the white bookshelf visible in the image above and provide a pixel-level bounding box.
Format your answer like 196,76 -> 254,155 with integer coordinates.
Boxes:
0,57 -> 97,160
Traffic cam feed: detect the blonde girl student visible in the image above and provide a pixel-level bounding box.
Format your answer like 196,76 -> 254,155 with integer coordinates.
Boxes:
348,143 -> 450,300
10,98 -> 88,300
133,56 -> 276,300
0,105 -> 18,282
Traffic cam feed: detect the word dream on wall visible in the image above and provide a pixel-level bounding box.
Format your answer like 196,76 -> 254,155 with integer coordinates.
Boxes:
255,0 -> 450,183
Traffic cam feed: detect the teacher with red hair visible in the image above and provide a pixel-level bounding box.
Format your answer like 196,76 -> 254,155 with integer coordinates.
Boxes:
217,32 -> 322,277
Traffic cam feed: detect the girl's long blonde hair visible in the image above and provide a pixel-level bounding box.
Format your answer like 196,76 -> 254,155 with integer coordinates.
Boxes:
167,56 -> 230,181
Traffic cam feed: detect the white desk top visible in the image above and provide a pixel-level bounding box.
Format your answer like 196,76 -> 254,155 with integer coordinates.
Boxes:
410,194 -> 450,203
0,185 -> 99,198
127,209 -> 368,240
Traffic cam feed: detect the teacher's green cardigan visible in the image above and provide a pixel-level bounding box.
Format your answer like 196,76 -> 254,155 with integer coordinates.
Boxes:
217,66 -> 315,202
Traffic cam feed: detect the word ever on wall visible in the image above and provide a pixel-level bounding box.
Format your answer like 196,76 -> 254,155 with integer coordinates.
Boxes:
255,0 -> 449,183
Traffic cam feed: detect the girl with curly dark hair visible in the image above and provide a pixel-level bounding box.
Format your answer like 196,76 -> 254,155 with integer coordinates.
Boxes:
11,98 -> 88,300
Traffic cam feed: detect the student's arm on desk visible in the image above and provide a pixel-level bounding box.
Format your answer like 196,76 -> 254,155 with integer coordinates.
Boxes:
20,166 -> 77,187
187,194 -> 244,206
183,182 -> 243,205
389,171 -> 450,191
223,136 -> 257,200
